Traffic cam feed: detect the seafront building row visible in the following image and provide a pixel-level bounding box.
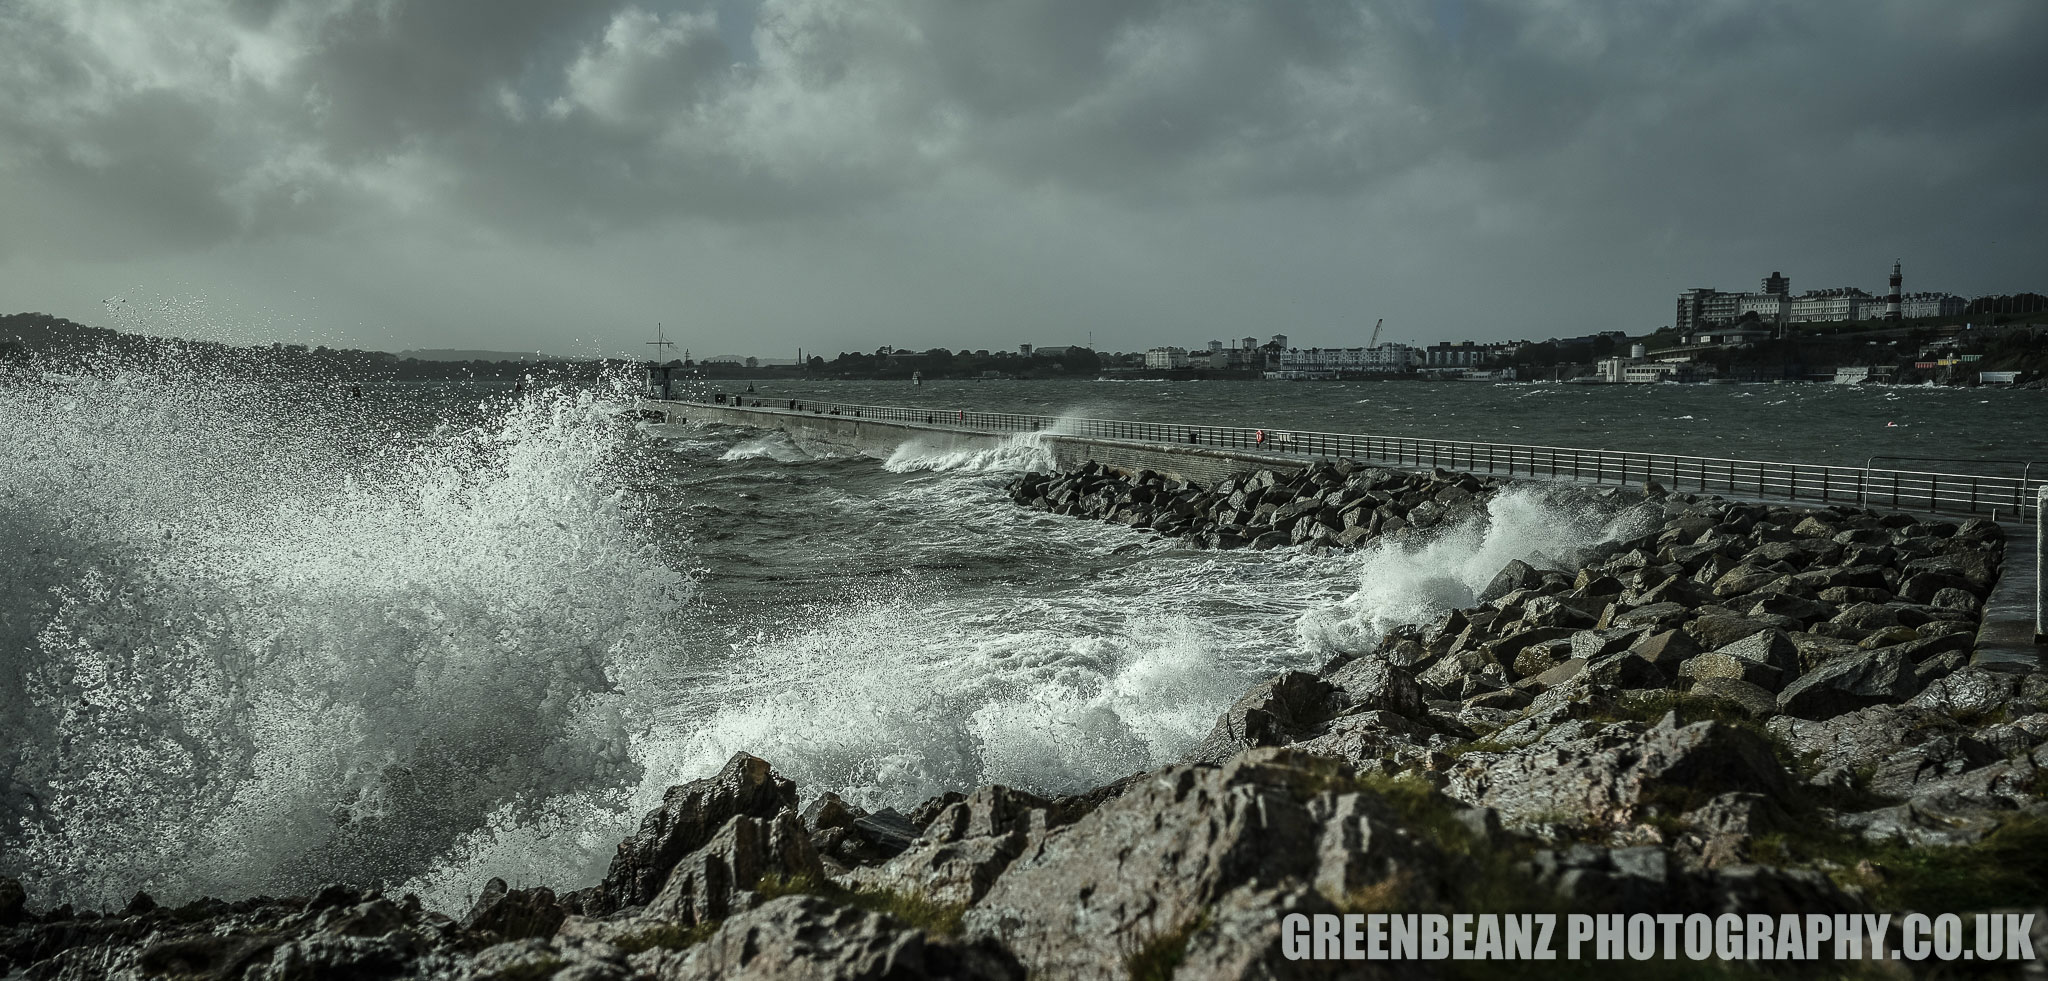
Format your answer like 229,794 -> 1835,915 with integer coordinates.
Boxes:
1675,263 -> 1966,333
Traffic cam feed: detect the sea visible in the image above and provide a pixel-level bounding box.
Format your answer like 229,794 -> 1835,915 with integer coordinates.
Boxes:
3,356 -> 2043,913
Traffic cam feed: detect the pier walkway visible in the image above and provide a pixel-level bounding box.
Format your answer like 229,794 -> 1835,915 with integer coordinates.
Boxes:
652,397 -> 2044,661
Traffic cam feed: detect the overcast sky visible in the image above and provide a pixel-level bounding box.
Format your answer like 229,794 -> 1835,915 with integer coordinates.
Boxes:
2,0 -> 2042,357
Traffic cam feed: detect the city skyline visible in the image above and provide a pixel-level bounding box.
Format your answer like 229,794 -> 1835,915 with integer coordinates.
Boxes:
3,1 -> 2044,357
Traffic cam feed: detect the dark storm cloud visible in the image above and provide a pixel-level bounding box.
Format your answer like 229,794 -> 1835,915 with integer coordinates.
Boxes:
0,0 -> 2042,346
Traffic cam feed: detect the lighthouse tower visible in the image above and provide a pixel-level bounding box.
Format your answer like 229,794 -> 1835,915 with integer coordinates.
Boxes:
1885,260 -> 1902,321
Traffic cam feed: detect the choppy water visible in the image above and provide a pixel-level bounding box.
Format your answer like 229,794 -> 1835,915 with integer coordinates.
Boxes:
715,377 -> 2048,467
2,358 -> 2041,913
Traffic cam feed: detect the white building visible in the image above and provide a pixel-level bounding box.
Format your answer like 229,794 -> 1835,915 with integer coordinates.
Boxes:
1276,343 -> 1417,373
1423,341 -> 1509,368
1900,293 -> 1967,319
1788,288 -> 1874,324
1144,346 -> 1190,369
1737,293 -> 1789,323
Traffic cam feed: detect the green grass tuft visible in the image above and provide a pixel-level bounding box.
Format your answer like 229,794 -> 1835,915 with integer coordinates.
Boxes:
1755,812 -> 2048,911
756,873 -> 966,936
1126,913 -> 1210,981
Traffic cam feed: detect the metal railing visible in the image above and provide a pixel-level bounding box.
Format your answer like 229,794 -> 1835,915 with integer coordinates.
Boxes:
687,397 -> 2046,524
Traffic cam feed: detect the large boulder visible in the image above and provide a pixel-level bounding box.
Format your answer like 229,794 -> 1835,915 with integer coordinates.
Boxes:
647,810 -> 823,925
1440,713 -> 1790,828
650,894 -> 1023,981
460,879 -> 567,941
593,752 -> 799,913
1324,657 -> 1429,721
1908,667 -> 2046,722
848,786 -> 1058,907
1776,650 -> 1919,720
1185,671 -> 1339,764
964,749 -> 1457,979
1768,705 -> 2001,799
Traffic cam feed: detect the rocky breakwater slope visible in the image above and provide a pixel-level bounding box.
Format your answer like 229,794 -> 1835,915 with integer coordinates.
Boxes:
1005,459 -> 1507,552
6,471 -> 2047,979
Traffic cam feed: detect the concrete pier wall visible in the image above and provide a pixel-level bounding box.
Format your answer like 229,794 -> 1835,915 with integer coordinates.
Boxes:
653,397 -> 2043,665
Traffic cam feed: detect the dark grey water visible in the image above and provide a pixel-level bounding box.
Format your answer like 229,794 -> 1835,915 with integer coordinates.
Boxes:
716,377 -> 2047,467
2,359 -> 2037,912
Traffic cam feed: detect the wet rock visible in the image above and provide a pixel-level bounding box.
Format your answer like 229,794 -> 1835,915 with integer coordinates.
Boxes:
1167,886 -> 1353,981
245,933 -> 448,981
461,878 -> 567,941
1478,559 -> 1541,604
1713,629 -> 1803,676
1441,713 -> 1789,828
1909,666 -> 2026,721
1975,714 -> 2048,756
1831,602 -> 1902,632
1518,656 -> 1588,694
1818,586 -> 1892,605
1678,652 -> 1784,691
1711,566 -> 1786,598
1837,800 -> 2007,848
1417,647 -> 1511,698
1483,626 -> 1576,674
1769,705 -> 1999,800
1857,625 -> 1922,650
648,810 -> 824,925
1569,626 -> 1650,664
1683,792 -> 1789,839
1583,651 -> 1668,689
595,752 -> 798,913
849,810 -> 921,859
1904,552 -> 1997,594
1187,671 -> 1339,763
659,894 -> 1022,981
1291,711 -> 1440,772
1324,657 -> 1429,722
964,749 -> 1447,978
1682,678 -> 1779,720
849,786 -> 1059,907
1746,594 -> 1837,625
1513,638 -> 1576,677
1776,650 -> 1919,720
1928,587 -> 1980,613
1787,633 -> 1862,672
1627,628 -> 1700,670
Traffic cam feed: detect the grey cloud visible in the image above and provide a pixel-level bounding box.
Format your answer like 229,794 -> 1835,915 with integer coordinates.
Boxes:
8,0 -> 2045,245
0,0 -> 2042,351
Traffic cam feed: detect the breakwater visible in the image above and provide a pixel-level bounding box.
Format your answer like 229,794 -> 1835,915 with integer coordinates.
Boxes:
660,398 -> 2046,524
1005,459 -> 1513,552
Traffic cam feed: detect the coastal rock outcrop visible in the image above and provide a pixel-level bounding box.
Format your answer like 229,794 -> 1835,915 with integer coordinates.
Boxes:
3,463 -> 2032,980
588,752 -> 798,914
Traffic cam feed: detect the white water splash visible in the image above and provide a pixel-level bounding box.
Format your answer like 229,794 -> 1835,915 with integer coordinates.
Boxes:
720,430 -> 846,464
628,597 -> 1248,816
0,352 -> 689,909
1297,485 -> 1654,655
881,431 -> 1057,474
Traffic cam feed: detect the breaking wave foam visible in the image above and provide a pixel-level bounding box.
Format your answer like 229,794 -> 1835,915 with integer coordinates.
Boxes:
720,431 -> 844,464
629,596 -> 1247,816
882,431 -> 1056,473
1298,485 -> 1654,655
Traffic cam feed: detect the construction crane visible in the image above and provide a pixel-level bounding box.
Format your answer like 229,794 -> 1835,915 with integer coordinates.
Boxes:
1368,318 -> 1383,348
